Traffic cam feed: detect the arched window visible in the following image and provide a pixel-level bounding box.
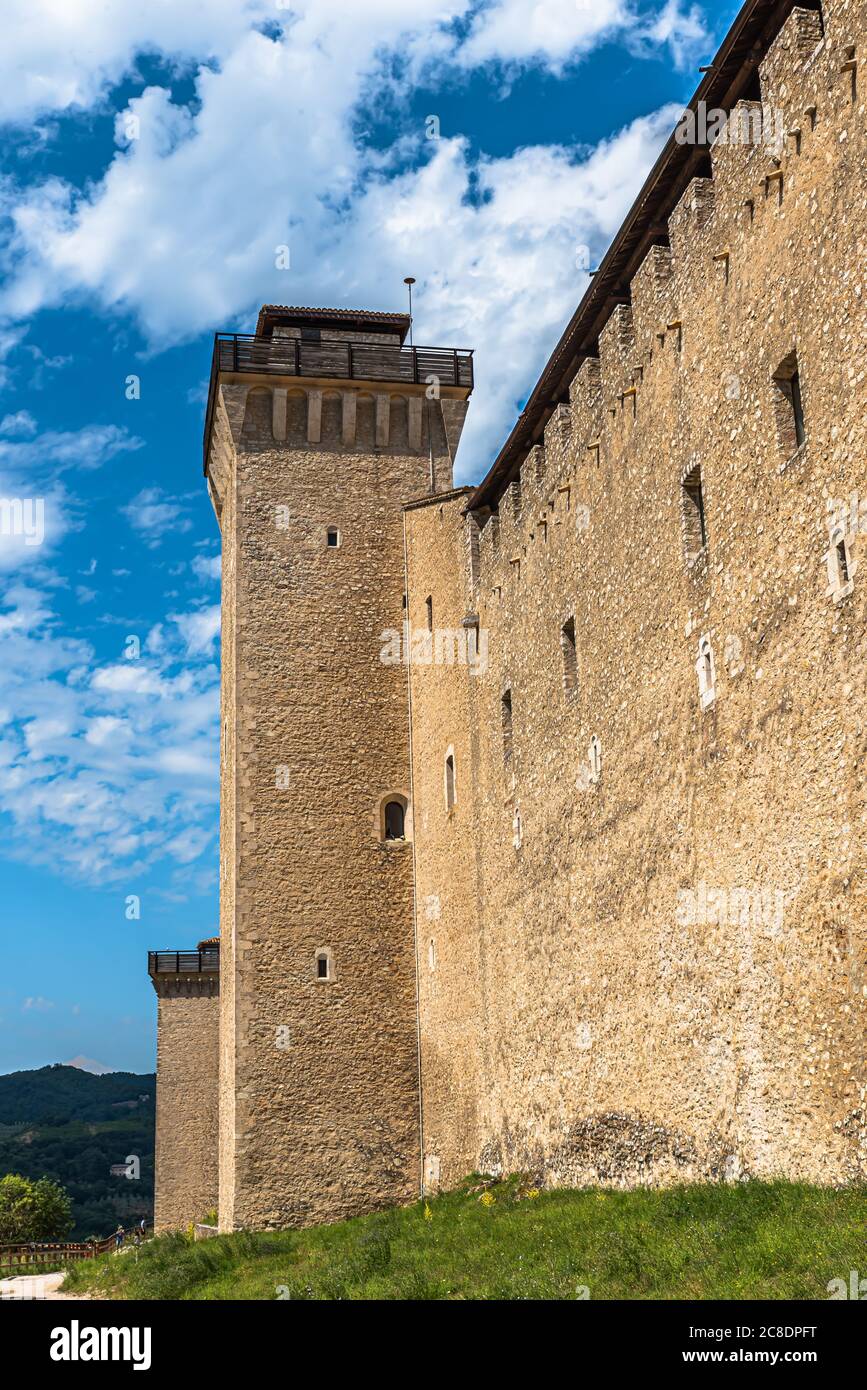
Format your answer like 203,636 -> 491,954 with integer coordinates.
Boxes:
384,800 -> 405,840
379,793 -> 409,842
445,751 -> 456,812
315,949 -> 332,981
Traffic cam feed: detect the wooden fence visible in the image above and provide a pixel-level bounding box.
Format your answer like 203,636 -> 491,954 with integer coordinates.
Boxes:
0,1231 -> 142,1275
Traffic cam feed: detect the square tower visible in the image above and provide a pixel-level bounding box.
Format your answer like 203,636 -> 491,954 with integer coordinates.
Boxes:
204,306 -> 472,1228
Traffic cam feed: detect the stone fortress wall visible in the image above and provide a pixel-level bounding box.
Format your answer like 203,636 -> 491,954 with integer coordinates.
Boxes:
153,0 -> 867,1232
406,0 -> 867,1192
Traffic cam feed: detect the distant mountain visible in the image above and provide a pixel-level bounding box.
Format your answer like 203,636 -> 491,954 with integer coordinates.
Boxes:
0,1064 -> 155,1239
64,1056 -> 115,1076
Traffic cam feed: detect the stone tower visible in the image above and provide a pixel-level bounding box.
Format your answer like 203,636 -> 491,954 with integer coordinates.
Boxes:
203,306 -> 473,1229
148,941 -> 219,1232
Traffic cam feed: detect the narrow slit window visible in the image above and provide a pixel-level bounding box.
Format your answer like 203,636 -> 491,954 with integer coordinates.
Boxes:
502,690 -> 513,770
561,617 -> 577,693
827,526 -> 854,602
588,735 -> 602,784
426,595 -> 433,631
696,636 -> 716,710
773,352 -> 806,456
682,465 -> 707,561
790,370 -> 806,448
445,753 -> 456,811
316,952 -> 330,981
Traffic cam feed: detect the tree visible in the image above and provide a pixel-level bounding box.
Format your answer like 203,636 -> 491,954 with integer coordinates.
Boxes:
0,1174 -> 73,1243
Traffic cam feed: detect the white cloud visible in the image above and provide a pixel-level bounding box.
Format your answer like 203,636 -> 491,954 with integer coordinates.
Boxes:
0,410 -> 37,437
0,580 -> 220,883
22,995 -> 54,1011
460,0 -> 627,69
0,3 -> 706,478
0,0 -> 276,125
191,553 -> 221,583
0,423 -> 142,572
120,486 -> 193,547
171,604 -> 221,657
641,0 -> 709,67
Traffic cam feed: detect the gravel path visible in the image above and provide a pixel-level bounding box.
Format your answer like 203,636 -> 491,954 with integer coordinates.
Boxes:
0,1272 -> 91,1300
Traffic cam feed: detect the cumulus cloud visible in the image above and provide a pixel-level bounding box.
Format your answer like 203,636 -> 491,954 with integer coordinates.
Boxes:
170,604 -> 221,657
0,0 -> 276,125
0,423 -> 142,571
0,579 -> 219,883
191,553 -> 221,583
0,410 -> 37,437
120,486 -> 193,547
459,0 -> 627,69
0,2 -> 707,478
0,0 -> 712,887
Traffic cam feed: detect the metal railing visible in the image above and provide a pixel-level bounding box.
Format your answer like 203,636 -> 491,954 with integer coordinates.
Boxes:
147,949 -> 220,977
203,331 -> 473,469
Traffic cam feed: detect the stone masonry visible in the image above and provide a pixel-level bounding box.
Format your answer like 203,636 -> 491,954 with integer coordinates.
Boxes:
152,0 -> 866,1230
151,967 -> 219,1233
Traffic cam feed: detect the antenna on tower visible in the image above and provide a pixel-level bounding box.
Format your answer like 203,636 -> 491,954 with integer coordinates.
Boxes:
403,276 -> 416,346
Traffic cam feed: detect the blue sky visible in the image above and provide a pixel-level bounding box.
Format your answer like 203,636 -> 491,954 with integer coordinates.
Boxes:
0,0 -> 739,1075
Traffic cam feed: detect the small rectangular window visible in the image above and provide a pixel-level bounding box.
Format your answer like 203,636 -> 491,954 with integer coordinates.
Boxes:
502,690 -> 513,770
561,618 -> 577,693
773,352 -> 806,457
682,465 -> 707,562
445,753 -> 456,811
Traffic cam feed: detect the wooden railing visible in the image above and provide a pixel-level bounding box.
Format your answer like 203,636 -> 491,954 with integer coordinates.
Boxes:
203,331 -> 473,469
148,949 -> 220,977
0,1233 -> 122,1275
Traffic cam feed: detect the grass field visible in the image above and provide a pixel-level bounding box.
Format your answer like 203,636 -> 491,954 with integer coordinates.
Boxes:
61,1176 -> 866,1301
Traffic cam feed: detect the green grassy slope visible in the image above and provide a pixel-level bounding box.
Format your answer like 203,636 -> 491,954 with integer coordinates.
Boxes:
63,1176 -> 866,1301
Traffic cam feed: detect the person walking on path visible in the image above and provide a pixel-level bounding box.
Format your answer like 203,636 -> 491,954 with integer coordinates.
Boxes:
114,1225 -> 125,1252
